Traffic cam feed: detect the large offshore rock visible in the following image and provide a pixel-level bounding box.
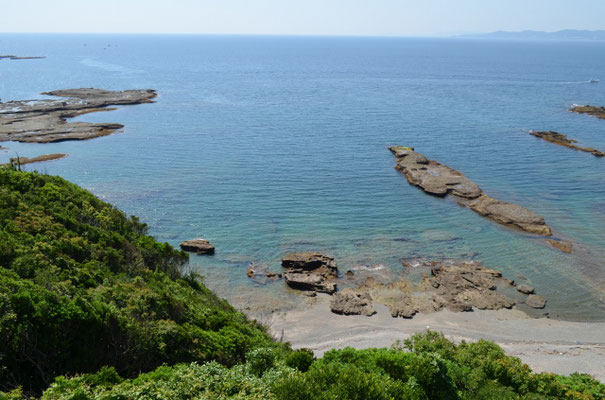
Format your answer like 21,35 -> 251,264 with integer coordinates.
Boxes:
282,252 -> 338,294
180,238 -> 215,255
570,104 -> 605,120
389,146 -> 552,237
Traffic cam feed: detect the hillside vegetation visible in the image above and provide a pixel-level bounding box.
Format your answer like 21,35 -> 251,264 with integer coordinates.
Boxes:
0,167 -> 603,399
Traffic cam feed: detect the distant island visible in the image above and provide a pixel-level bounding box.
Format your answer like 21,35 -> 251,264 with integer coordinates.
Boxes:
458,29 -> 605,41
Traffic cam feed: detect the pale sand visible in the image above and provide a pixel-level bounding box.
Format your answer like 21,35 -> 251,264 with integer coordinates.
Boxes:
267,294 -> 605,382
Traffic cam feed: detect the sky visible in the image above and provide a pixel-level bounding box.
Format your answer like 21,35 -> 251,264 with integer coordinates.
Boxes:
2,0 -> 605,36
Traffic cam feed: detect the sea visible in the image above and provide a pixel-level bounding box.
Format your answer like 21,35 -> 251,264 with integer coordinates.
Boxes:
1,34 -> 604,321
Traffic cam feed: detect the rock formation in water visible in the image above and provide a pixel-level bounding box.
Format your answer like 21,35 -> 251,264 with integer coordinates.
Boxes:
2,153 -> 67,166
570,105 -> 605,120
180,238 -> 215,255
389,146 -> 552,236
0,88 -> 157,143
529,131 -> 604,157
0,55 -> 45,60
526,294 -> 547,309
281,252 -> 338,294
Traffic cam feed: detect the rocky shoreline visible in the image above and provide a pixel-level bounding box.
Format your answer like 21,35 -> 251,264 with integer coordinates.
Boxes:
0,88 -> 157,143
570,104 -> 605,120
249,252 -> 547,320
389,146 -> 553,236
529,131 -> 604,157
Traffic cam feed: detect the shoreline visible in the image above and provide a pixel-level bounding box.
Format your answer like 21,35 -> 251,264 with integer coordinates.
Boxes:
267,294 -> 605,382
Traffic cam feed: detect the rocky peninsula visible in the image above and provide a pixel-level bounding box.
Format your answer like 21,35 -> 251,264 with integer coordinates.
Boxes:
570,105 -> 605,119
1,153 -> 67,166
529,131 -> 604,157
389,146 -> 552,236
0,88 -> 157,143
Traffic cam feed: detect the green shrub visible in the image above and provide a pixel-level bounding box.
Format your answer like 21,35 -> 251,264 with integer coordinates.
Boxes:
284,348 -> 314,372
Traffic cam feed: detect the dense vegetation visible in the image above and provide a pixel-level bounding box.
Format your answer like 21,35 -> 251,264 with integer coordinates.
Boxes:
0,167 -> 279,395
1,167 -> 603,399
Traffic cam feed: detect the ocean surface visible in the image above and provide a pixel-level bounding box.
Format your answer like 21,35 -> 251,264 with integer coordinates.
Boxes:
1,34 -> 604,320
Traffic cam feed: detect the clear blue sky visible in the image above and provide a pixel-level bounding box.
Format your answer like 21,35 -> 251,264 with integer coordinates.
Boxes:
2,0 -> 605,36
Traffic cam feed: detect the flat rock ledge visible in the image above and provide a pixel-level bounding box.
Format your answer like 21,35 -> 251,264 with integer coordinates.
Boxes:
282,252 -> 338,294
0,88 -> 157,143
331,259 -> 525,319
389,146 -> 552,236
570,105 -> 605,120
180,239 -> 215,255
529,131 -> 604,157
2,153 -> 67,166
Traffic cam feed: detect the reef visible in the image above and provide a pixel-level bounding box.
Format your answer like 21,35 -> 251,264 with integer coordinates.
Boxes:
389,146 -> 552,236
529,131 -> 604,157
0,88 -> 157,143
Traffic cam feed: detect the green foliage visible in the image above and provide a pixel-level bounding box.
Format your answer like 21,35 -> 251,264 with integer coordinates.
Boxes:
284,348 -> 314,372
0,168 -> 279,395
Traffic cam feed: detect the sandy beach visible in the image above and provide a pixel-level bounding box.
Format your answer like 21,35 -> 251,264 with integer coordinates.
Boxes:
268,294 -> 605,382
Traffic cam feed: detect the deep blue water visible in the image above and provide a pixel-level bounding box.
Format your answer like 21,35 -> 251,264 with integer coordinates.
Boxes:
1,34 -> 604,320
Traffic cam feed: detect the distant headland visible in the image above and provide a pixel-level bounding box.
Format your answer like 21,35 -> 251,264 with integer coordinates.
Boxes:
457,29 -> 605,41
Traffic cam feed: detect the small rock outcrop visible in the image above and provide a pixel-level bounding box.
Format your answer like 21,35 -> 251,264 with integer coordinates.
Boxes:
330,288 -> 376,316
180,238 -> 215,255
516,284 -> 535,294
426,261 -> 516,312
529,131 -> 604,157
570,105 -> 605,120
526,294 -> 547,309
0,88 -> 157,143
389,146 -> 552,236
281,252 -> 338,294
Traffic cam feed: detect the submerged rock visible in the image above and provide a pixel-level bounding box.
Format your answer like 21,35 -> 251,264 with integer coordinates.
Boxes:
529,131 -> 604,157
247,264 -> 283,285
546,239 -> 573,254
526,294 -> 547,309
389,146 -> 552,236
570,104 -> 605,120
282,252 -> 338,294
180,238 -> 215,255
0,88 -> 157,143
330,288 -> 376,316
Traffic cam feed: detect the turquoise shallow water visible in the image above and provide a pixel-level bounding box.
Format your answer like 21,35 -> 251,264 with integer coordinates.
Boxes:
1,34 -> 605,320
